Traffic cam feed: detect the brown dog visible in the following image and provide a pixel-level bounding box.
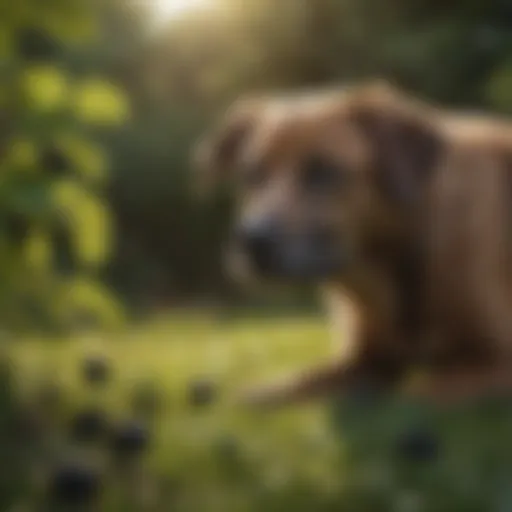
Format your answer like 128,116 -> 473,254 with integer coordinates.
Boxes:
193,82 -> 512,408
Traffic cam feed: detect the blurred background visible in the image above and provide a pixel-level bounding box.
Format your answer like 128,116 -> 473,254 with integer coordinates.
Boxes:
2,0 -> 512,510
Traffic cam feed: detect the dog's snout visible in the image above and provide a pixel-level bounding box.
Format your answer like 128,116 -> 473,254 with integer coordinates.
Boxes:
236,217 -> 279,246
233,217 -> 346,280
235,217 -> 282,273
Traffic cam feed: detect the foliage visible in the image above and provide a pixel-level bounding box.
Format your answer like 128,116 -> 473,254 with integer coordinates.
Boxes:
0,0 -> 128,331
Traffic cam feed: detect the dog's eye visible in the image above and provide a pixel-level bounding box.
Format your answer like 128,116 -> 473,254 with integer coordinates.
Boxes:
302,156 -> 344,192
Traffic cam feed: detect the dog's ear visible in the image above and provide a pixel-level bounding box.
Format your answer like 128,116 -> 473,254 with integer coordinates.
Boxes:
350,83 -> 445,206
192,98 -> 259,198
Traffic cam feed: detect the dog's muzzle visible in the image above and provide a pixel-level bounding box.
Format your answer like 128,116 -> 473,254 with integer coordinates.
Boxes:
233,216 -> 345,281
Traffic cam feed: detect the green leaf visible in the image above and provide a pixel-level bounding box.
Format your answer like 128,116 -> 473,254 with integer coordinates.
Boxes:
21,64 -> 69,113
56,134 -> 108,184
23,228 -> 52,273
72,78 -> 130,126
53,276 -> 125,329
51,180 -> 112,268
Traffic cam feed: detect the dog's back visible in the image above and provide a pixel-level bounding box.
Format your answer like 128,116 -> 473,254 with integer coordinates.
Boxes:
423,105 -> 512,366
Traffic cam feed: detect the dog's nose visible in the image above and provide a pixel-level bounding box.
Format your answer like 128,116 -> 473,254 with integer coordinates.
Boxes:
235,217 -> 282,273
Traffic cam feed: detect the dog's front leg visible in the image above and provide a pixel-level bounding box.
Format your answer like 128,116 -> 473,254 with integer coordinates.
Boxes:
238,345 -> 406,409
238,289 -> 406,409
238,359 -> 355,409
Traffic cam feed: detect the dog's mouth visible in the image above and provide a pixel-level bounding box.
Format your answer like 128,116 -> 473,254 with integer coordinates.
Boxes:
226,231 -> 347,284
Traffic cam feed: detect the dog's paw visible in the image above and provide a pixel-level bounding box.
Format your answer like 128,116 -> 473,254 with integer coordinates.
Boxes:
236,388 -> 279,410
236,382 -> 293,410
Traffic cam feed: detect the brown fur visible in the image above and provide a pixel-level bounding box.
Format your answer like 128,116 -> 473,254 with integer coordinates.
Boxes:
193,82 -> 512,408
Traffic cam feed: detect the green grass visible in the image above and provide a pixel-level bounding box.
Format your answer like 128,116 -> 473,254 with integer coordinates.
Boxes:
7,313 -> 512,511
8,313 -> 346,511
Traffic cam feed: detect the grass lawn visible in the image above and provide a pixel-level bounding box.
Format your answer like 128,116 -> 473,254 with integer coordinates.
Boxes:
6,313 -> 512,511
8,313 -> 345,511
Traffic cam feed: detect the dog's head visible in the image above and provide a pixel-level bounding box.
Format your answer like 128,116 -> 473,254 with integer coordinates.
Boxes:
193,82 -> 445,284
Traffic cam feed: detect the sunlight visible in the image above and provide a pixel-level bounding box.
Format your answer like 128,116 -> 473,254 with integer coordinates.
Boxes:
150,0 -> 214,22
